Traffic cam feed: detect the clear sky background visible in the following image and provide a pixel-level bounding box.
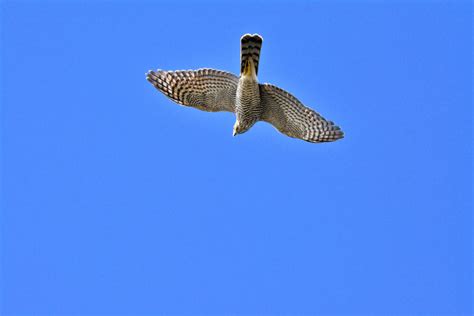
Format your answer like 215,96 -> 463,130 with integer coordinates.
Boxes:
1,1 -> 472,315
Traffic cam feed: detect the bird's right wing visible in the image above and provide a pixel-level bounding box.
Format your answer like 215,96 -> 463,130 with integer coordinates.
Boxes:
146,68 -> 239,112
260,83 -> 344,143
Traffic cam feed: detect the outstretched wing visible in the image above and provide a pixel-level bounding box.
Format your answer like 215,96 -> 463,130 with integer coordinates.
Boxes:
146,68 -> 239,112
260,84 -> 344,143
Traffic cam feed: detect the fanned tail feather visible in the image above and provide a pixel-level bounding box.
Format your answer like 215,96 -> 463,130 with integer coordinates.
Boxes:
240,34 -> 263,76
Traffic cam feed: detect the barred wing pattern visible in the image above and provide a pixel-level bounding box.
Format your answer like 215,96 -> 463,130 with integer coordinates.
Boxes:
146,68 -> 239,112
260,84 -> 344,143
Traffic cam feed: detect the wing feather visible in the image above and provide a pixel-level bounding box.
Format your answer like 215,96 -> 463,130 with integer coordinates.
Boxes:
146,68 -> 239,112
260,83 -> 344,143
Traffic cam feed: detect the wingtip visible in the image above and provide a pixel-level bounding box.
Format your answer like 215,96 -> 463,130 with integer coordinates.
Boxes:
146,69 -> 166,83
145,70 -> 154,83
332,128 -> 345,142
314,125 -> 345,143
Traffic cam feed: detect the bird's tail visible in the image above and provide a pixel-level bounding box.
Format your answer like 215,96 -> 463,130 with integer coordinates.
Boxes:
240,34 -> 263,76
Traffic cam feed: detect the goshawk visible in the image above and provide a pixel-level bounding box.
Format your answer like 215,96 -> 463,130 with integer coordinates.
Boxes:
146,34 -> 343,143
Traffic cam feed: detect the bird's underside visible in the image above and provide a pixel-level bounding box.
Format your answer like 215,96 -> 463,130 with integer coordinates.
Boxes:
146,34 -> 344,143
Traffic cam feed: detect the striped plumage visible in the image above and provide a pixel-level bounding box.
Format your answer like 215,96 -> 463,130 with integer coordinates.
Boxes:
146,68 -> 238,112
260,84 -> 343,142
146,33 -> 344,143
240,33 -> 263,75
234,34 -> 263,135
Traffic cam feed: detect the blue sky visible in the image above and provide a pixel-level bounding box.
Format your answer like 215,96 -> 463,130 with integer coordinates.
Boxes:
1,1 -> 472,315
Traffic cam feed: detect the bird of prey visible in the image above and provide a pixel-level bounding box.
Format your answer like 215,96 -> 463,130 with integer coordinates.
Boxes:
146,34 -> 343,143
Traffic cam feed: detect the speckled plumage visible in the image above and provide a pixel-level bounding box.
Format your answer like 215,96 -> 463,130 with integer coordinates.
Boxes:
146,33 -> 344,143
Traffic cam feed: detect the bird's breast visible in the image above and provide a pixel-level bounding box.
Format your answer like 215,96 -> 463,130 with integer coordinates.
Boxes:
236,77 -> 262,127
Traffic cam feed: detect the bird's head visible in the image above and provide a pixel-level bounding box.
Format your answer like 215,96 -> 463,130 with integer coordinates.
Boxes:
232,121 -> 241,136
232,121 -> 248,137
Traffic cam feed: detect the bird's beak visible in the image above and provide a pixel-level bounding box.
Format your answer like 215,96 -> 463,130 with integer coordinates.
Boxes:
233,121 -> 239,137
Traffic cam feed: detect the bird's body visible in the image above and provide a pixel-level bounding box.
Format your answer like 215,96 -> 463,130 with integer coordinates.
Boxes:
235,70 -> 261,135
235,38 -> 262,134
146,34 -> 344,143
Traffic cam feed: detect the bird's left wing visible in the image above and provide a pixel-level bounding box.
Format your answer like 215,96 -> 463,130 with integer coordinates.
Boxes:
146,68 -> 239,112
260,83 -> 344,143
